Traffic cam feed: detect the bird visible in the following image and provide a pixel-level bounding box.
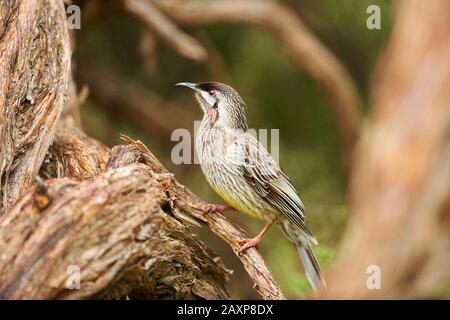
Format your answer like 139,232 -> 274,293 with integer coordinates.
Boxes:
176,81 -> 325,291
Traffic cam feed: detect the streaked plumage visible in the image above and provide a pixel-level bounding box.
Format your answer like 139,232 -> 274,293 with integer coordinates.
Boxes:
177,81 -> 325,291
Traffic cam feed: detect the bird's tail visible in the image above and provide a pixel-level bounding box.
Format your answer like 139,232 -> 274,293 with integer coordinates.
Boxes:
280,220 -> 326,292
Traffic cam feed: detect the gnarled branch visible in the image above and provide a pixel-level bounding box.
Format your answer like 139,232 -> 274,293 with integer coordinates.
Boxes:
123,0 -> 207,61
0,163 -> 229,299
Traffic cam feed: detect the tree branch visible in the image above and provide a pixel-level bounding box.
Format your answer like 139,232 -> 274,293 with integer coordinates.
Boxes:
0,163 -> 229,299
123,0 -> 207,61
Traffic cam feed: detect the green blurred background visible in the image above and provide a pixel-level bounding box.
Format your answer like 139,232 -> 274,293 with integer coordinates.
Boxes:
75,0 -> 392,298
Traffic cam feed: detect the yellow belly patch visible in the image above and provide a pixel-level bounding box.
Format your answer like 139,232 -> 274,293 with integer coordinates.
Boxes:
212,186 -> 265,220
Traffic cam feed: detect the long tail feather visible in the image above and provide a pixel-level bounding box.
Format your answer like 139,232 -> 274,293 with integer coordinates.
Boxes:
281,221 -> 326,291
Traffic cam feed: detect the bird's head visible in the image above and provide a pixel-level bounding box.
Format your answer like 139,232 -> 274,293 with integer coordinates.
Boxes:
176,81 -> 248,131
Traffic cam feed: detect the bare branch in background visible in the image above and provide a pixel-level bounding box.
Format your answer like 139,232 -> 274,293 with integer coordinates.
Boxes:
322,0 -> 450,298
151,0 -> 361,163
123,0 -> 208,61
139,31 -> 159,76
0,0 -> 71,213
77,64 -> 196,140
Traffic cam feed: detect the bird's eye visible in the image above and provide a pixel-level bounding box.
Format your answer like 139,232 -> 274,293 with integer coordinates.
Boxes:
208,90 -> 216,96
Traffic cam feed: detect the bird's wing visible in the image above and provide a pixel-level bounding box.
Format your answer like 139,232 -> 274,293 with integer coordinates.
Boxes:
227,133 -> 314,238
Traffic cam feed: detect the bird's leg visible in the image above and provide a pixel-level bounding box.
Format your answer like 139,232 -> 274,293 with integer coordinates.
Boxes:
238,220 -> 274,254
203,204 -> 236,214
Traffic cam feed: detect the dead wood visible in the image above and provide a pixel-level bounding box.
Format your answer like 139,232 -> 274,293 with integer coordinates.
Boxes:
39,115 -> 110,181
0,163 -> 229,299
0,64 -> 282,302
0,0 -> 71,213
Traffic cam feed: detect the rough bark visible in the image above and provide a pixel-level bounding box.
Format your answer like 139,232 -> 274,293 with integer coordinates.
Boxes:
3,0 -> 447,301
40,116 -> 110,181
0,163 -> 229,299
0,0 -> 71,213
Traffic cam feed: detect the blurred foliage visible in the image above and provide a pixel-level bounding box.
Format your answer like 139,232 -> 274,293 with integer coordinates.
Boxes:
77,0 -> 392,298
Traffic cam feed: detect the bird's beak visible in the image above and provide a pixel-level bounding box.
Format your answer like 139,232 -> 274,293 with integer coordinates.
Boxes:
175,82 -> 198,92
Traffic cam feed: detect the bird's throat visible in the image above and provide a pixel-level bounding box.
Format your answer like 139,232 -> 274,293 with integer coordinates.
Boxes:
207,107 -> 215,117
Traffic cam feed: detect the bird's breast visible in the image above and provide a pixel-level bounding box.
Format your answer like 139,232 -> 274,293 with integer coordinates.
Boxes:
195,124 -> 278,221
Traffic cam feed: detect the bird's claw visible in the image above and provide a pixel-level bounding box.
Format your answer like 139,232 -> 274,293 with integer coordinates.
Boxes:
238,237 -> 260,255
203,204 -> 232,214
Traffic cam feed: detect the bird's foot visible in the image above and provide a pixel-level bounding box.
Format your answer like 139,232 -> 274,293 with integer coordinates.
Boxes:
238,236 -> 262,254
203,204 -> 235,214
238,220 -> 274,255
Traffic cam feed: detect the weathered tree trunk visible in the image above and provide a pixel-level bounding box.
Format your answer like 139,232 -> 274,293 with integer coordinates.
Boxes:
1,162 -> 230,299
0,0 -> 71,213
